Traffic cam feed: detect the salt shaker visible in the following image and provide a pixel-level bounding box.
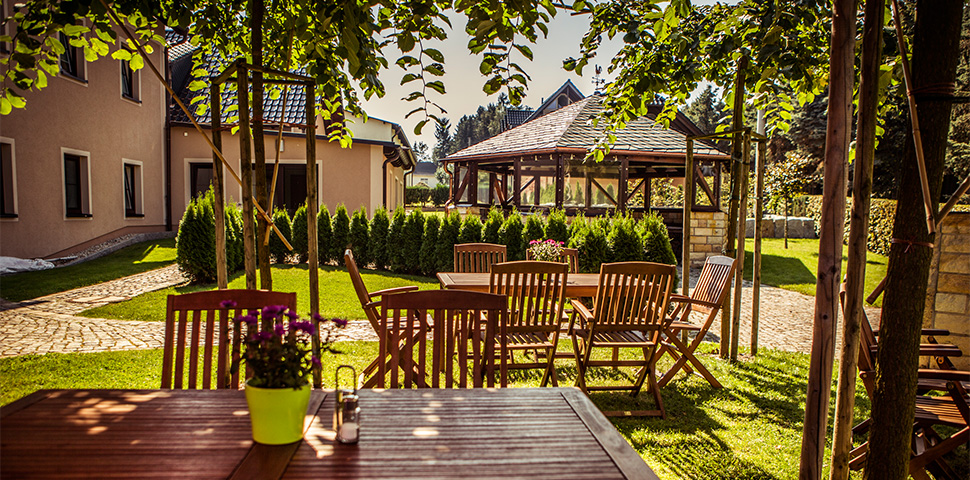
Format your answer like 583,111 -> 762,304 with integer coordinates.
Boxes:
333,365 -> 360,444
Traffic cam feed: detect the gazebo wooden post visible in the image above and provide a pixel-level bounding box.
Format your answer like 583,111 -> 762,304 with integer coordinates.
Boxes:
469,162 -> 479,206
236,62 -> 258,290
619,156 -> 629,215
730,130 -> 751,361
488,173 -> 497,205
722,56 -> 748,359
210,82 -> 228,290
585,173 -> 592,211
305,80 -> 321,388
752,136 -> 765,355
555,154 -> 564,207
513,158 -> 522,208
645,176 -> 652,212
683,140 -> 694,295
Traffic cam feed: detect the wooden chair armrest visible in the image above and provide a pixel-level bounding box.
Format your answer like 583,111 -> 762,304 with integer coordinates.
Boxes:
672,296 -> 721,309
670,294 -> 691,303
872,328 -> 950,337
916,369 -> 970,382
368,286 -> 419,298
568,300 -> 594,332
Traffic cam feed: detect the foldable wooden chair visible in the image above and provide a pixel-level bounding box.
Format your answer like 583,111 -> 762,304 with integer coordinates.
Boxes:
569,262 -> 676,417
657,255 -> 735,389
161,289 -> 297,390
454,243 -> 507,273
526,247 -> 579,273
345,248 -> 420,388
489,260 -> 568,386
377,289 -> 509,388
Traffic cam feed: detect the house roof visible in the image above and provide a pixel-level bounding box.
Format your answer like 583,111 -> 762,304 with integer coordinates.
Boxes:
444,96 -> 727,162
523,79 -> 586,124
502,109 -> 535,131
412,162 -> 437,176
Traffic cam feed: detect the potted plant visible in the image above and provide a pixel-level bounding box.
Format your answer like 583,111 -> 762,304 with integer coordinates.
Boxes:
528,239 -> 565,262
228,301 -> 346,445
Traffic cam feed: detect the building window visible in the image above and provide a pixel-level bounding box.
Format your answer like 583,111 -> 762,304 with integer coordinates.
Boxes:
123,161 -> 143,217
121,59 -> 139,101
190,163 -> 213,200
58,33 -> 83,80
0,140 -> 16,218
63,151 -> 91,217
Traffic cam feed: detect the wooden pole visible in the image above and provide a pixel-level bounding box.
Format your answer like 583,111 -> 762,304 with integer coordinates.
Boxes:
237,65 -> 258,290
251,0 -> 272,290
211,83 -> 228,289
730,130 -> 750,361
683,140 -> 694,297
830,1 -> 883,477
752,135 -> 765,356
306,81 -> 321,388
722,55 -> 748,359
799,0 -> 854,476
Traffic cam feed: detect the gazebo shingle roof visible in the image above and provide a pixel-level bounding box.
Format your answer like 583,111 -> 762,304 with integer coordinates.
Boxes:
445,96 -> 725,161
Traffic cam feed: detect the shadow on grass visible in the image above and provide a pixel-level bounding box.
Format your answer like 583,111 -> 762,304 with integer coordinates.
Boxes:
742,253 -> 816,286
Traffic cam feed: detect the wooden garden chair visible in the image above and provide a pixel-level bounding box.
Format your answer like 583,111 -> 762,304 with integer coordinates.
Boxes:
454,243 -> 507,273
377,289 -> 509,388
345,248 -> 420,388
161,289 -> 297,390
569,262 -> 676,417
489,260 -> 569,386
526,247 -> 579,273
656,255 -> 736,389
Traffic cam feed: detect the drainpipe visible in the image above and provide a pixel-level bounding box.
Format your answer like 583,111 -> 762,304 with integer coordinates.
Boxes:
382,156 -> 393,208
163,43 -> 173,232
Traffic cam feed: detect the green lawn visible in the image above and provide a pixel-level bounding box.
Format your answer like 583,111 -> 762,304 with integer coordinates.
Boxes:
740,238 -> 888,307
0,239 -> 177,302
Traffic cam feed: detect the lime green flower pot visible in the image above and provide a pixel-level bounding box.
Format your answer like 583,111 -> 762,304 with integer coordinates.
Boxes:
244,380 -> 312,445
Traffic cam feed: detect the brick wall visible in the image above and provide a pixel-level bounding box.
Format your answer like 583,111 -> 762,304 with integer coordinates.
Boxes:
923,212 -> 970,369
689,211 -> 728,267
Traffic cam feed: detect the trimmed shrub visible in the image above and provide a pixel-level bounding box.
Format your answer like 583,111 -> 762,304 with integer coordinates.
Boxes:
523,214 -> 545,246
225,201 -> 244,273
290,204 -> 309,262
436,211 -> 462,272
387,206 -> 407,272
268,208 -> 292,263
369,207 -> 390,270
639,213 -> 679,288
402,210 -> 426,274
430,184 -> 450,206
545,209 -> 569,244
405,185 -> 431,205
176,188 -> 243,283
458,215 -> 483,244
570,220 -> 610,273
482,207 -> 504,243
500,209 -> 526,261
350,207 -> 370,267
608,214 -> 643,263
331,204 -> 351,260
317,205 -> 333,264
420,215 -> 441,276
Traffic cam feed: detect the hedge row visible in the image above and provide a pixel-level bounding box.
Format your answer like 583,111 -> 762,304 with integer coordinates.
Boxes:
405,184 -> 450,206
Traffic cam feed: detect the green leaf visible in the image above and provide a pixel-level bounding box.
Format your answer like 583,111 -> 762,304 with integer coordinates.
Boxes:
35,70 -> 47,89
426,81 -> 446,94
398,33 -> 415,53
401,73 -> 420,85
63,25 -> 90,37
0,97 -> 12,115
405,107 -> 423,118
111,50 -> 133,61
424,48 -> 444,63
129,54 -> 144,71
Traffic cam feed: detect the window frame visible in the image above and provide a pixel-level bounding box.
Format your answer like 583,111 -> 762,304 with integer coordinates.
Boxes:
120,58 -> 140,102
0,137 -> 17,219
62,148 -> 92,219
123,159 -> 144,218
58,32 -> 85,82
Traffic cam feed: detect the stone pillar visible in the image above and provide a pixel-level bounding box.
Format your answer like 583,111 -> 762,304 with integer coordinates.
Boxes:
688,210 -> 728,268
923,212 -> 970,369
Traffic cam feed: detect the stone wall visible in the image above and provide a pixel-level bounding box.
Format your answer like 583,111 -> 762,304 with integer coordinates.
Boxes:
689,211 -> 728,267
923,212 -> 970,369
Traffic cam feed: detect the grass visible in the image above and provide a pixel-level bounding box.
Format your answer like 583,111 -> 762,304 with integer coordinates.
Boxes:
739,238 -> 888,307
0,239 -> 177,302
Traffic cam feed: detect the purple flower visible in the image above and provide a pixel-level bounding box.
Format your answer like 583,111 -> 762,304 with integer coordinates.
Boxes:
311,312 -> 324,323
248,309 -> 259,318
237,314 -> 258,325
274,324 -> 285,337
311,356 -> 321,369
261,305 -> 286,318
220,300 -> 238,309
288,321 -> 316,335
256,331 -> 275,342
332,317 -> 349,327
285,310 -> 299,320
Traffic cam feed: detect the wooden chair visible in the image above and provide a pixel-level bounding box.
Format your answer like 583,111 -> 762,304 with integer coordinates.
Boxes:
656,255 -> 736,389
526,247 -> 579,273
489,260 -> 569,386
454,243 -> 507,273
345,248 -> 419,387
569,262 -> 676,417
377,289 -> 509,388
161,289 -> 297,390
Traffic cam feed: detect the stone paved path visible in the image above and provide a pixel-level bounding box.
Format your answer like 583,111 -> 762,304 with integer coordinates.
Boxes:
0,264 -> 881,358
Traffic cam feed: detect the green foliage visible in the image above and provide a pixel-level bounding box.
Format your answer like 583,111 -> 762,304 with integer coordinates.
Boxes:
317,205 -> 334,265
432,94 -> 515,162
458,215 -> 483,244
639,214 -> 679,288
405,186 -> 431,205
651,178 -> 683,207
331,205 -> 351,260
420,215 -> 441,276
267,208 -> 292,264
482,207 -> 504,243
401,210 -> 425,274
608,215 -> 644,263
225,203 -> 245,273
523,214 -> 546,246
765,152 -> 819,223
794,195 -> 924,257
500,209 -> 526,261
387,207 -> 407,272
545,209 -> 569,244
435,211 -> 462,272
570,220 -> 610,273
175,188 -> 243,283
369,207 -> 390,270
290,204 -> 309,263
349,208 -> 370,267
430,184 -> 450,206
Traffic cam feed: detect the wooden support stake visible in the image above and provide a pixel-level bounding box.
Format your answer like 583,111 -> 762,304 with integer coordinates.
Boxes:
237,66 -> 258,290
722,56 -> 749,359
752,137 -> 765,356
683,140 -> 694,296
306,81 -> 321,388
730,130 -> 750,362
211,83 -> 228,289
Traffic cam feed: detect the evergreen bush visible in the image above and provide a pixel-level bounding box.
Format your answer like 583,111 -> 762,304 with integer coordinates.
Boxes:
331,204 -> 351,260
545,209 -> 569,244
317,205 -> 333,264
430,184 -> 450,206
500,209 -> 525,260
523,214 -> 545,246
402,210 -> 426,274
176,188 -> 244,283
349,207 -> 370,267
268,208 -> 293,263
369,207 -> 390,270
405,186 -> 431,205
608,214 -> 643,263
387,206 -> 407,272
420,214 -> 441,276
435,211 -> 461,272
571,219 -> 610,273
290,203 -> 309,262
458,215 -> 483,244
639,213 -> 679,288
482,207 -> 504,243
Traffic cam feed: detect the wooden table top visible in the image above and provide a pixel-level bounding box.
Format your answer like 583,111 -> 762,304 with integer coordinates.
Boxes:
438,272 -> 600,298
1,388 -> 658,480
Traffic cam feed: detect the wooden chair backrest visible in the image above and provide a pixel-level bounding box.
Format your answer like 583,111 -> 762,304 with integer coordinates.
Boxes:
489,261 -> 568,333
454,243 -> 507,273
839,284 -> 879,396
591,262 -> 676,341
345,249 -> 380,331
162,289 -> 297,390
526,247 -> 579,273
690,256 -> 737,315
379,290 -> 509,389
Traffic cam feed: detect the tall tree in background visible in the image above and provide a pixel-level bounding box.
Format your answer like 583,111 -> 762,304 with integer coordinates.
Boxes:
683,85 -> 724,135
866,1 -> 964,478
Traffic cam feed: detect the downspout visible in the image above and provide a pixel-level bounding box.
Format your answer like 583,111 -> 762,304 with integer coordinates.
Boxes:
382,156 -> 393,208
163,43 -> 173,232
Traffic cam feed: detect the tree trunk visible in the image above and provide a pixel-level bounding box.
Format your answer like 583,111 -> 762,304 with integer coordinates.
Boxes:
251,0 -> 272,290
864,1 -> 963,479
722,55 -> 748,359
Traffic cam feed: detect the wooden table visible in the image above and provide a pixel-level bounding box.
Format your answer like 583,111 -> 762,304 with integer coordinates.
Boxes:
1,388 -> 658,480
438,272 -> 600,298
